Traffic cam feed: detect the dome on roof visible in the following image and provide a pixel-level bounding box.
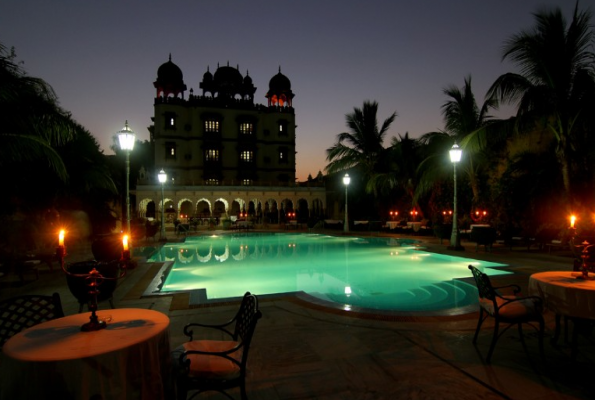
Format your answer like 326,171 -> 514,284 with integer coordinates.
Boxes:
269,70 -> 291,92
243,72 -> 253,85
266,67 -> 294,107
203,66 -> 213,82
214,64 -> 243,87
156,55 -> 184,86
154,55 -> 187,98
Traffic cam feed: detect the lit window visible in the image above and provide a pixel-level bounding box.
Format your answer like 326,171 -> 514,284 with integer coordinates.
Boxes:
165,142 -> 176,159
164,113 -> 176,129
242,179 -> 252,186
206,179 -> 219,186
240,122 -> 253,135
206,149 -> 219,161
278,120 -> 288,136
279,147 -> 288,164
205,120 -> 219,133
240,151 -> 253,162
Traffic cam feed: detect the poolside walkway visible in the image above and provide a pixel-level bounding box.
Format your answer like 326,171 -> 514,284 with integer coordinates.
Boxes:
1,228 -> 594,399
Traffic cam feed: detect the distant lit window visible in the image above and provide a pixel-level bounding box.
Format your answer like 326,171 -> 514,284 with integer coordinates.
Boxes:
164,113 -> 176,129
278,120 -> 288,136
242,179 -> 252,186
206,149 -> 219,161
165,142 -> 176,159
279,147 -> 288,164
240,122 -> 254,135
205,120 -> 220,133
240,150 -> 253,162
206,179 -> 219,186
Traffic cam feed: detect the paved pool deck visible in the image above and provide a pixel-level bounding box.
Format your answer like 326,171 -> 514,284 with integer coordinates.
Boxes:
1,228 -> 594,399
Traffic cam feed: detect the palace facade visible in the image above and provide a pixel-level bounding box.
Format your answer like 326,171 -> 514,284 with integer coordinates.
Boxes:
134,57 -> 326,224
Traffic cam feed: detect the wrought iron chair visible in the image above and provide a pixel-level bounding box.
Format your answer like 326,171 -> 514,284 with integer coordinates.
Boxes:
468,265 -> 544,363
0,293 -> 65,349
172,292 -> 262,400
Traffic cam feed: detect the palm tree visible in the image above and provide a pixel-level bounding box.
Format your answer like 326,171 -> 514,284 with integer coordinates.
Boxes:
325,100 -> 397,194
0,42 -> 117,232
487,4 -> 595,203
0,43 -> 75,182
416,76 -> 497,205
443,75 -> 498,203
367,132 -> 422,207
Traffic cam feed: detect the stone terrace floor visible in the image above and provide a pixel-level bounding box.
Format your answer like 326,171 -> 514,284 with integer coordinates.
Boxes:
1,226 -> 594,399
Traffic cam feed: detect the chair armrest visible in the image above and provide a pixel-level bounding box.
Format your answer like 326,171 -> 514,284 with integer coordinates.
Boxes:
493,283 -> 521,295
181,342 -> 244,357
497,294 -> 543,310
183,320 -> 235,341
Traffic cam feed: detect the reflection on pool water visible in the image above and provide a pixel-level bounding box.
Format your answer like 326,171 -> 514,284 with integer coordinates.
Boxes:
147,233 -> 510,313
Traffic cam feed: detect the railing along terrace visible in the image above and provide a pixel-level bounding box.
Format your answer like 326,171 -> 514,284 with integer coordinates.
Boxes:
154,95 -> 295,114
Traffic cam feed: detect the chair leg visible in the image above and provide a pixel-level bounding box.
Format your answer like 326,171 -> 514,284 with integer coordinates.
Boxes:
538,317 -> 545,356
473,309 -> 485,344
486,320 -> 500,363
517,323 -> 525,346
240,380 -> 248,400
175,378 -> 187,400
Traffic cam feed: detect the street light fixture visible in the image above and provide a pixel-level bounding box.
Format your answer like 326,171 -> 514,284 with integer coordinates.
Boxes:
117,121 -> 135,237
343,173 -> 351,233
158,169 -> 167,241
448,143 -> 464,250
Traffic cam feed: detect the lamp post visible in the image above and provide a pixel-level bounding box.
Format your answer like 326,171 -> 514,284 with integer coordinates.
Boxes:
117,121 -> 135,236
448,143 -> 464,250
158,169 -> 167,241
343,173 -> 351,233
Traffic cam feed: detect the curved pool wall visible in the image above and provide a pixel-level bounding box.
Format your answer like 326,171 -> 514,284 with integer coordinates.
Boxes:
146,233 -> 510,314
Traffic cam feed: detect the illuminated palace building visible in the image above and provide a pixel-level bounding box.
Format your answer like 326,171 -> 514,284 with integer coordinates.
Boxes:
135,56 -> 326,223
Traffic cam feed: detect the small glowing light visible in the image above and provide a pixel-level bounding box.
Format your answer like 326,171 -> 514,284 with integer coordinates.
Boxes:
58,230 -> 65,247
570,215 -> 576,228
344,305 -> 352,311
345,286 -> 352,295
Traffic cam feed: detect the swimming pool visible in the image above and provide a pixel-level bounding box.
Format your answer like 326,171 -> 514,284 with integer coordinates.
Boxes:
146,233 -> 510,314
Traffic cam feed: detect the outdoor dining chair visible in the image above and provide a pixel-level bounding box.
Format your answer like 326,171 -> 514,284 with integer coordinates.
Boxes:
0,293 -> 65,349
172,292 -> 262,400
468,265 -> 545,363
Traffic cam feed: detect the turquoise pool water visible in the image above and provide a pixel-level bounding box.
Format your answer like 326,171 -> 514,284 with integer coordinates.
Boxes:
147,233 -> 510,313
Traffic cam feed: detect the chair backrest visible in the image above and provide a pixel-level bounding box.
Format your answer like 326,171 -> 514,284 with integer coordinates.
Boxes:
468,265 -> 496,301
0,293 -> 64,349
232,292 -> 262,364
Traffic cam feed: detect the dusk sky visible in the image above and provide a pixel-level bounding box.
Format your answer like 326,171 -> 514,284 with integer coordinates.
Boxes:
1,1 -> 591,181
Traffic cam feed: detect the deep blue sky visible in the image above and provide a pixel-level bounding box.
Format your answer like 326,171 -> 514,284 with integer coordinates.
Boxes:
1,1 -> 591,180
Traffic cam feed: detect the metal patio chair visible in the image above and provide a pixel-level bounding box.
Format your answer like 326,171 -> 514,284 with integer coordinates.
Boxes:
172,292 -> 262,400
468,265 -> 545,363
0,293 -> 65,349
